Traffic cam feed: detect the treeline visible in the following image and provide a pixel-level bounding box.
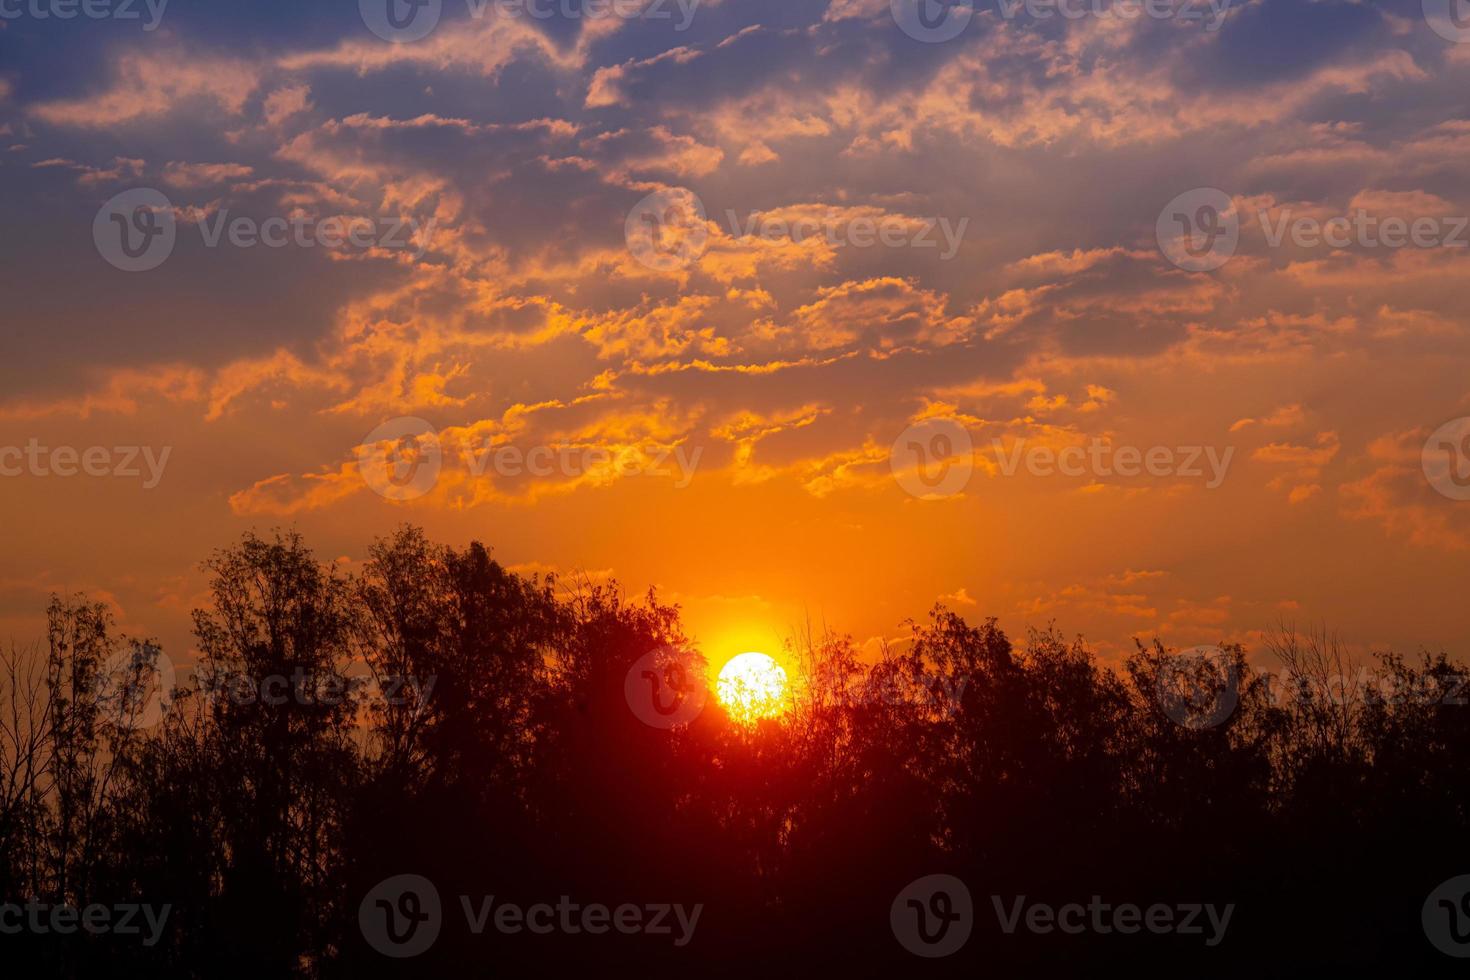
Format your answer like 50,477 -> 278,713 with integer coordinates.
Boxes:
1,527 -> 1467,976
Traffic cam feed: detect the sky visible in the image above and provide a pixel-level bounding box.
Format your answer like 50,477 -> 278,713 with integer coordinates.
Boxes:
2,0 -> 1469,671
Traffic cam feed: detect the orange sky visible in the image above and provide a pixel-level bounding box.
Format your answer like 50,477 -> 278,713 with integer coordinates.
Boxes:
3,0 -> 1470,673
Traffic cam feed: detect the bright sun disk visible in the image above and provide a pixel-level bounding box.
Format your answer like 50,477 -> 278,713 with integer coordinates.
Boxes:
716,652 -> 787,724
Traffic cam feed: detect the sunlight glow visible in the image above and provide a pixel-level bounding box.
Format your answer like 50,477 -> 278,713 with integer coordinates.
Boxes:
715,652 -> 788,724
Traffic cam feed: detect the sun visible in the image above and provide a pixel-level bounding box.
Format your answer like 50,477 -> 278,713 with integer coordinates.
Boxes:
716,652 -> 788,724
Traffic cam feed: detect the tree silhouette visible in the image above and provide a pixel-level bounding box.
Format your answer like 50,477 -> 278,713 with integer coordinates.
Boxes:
1,525 -> 1467,976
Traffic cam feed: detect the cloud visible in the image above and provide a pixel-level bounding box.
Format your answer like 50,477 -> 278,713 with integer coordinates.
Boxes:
278,13 -> 569,77
31,155 -> 145,186
162,161 -> 255,186
0,367 -> 204,421
5,0 -> 1470,658
1341,429 -> 1470,550
31,50 -> 260,127
263,84 -> 313,127
1231,404 -> 1306,432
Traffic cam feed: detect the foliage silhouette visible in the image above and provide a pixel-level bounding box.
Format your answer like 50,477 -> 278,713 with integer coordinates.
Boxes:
1,527 -> 1466,976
